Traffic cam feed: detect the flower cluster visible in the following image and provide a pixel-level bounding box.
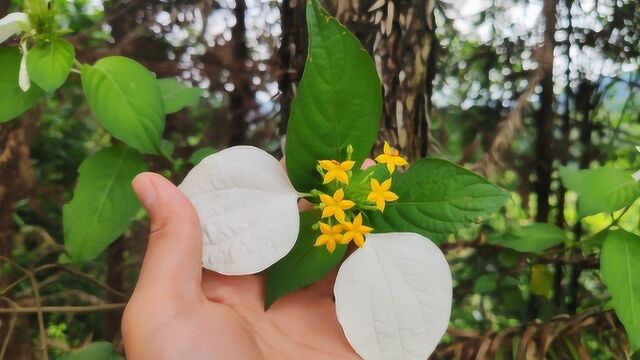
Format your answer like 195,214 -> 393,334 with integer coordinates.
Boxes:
313,141 -> 407,253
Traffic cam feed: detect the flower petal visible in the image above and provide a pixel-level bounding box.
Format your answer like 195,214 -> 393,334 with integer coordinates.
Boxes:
334,233 -> 452,360
323,171 -> 336,184
179,146 -> 300,275
383,192 -> 399,201
383,141 -> 391,155
318,160 -> 334,170
380,178 -> 392,190
340,160 -> 355,171
0,12 -> 29,44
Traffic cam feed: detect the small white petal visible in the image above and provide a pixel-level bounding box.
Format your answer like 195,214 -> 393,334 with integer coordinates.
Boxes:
334,233 -> 452,360
0,12 -> 29,43
179,146 -> 300,275
18,45 -> 30,92
633,170 -> 640,182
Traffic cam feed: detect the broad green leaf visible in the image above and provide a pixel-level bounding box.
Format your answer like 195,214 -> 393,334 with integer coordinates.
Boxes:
560,166 -> 640,218
600,230 -> 640,350
26,38 -> 75,93
529,264 -> 552,299
488,223 -> 567,253
0,47 -> 44,123
179,146 -> 300,275
265,211 -> 346,309
58,342 -> 123,360
158,78 -> 202,114
188,146 -> 216,165
334,233 -> 451,359
285,0 -> 382,192
474,274 -> 498,294
369,158 -> 509,243
81,56 -> 165,154
64,145 -> 147,262
500,284 -> 525,310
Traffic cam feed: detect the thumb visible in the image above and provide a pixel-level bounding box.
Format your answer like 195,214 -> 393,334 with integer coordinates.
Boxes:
131,172 -> 203,299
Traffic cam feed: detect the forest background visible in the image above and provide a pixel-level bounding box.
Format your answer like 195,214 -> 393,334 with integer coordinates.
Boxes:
0,0 -> 639,358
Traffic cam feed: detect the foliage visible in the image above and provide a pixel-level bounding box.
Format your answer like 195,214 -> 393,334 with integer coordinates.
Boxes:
0,0 -> 638,358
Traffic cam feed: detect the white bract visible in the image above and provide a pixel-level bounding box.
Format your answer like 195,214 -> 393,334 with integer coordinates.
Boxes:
179,145 -> 453,359
334,233 -> 452,360
179,146 -> 300,275
0,12 -> 31,91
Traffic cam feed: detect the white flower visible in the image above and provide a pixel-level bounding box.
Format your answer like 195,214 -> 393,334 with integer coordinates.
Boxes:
0,12 -> 31,92
0,12 -> 29,43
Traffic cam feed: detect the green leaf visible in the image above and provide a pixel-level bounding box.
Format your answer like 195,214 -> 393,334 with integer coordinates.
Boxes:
600,229 -> 640,350
58,342 -> 123,360
529,264 -> 552,299
488,223 -> 567,253
265,211 -> 347,309
369,158 -> 509,243
158,78 -> 202,114
64,145 -> 147,262
188,146 -> 216,165
474,274 -> 498,294
0,47 -> 44,123
81,56 -> 165,154
285,0 -> 382,192
160,139 -> 175,157
560,166 -> 640,218
26,38 -> 75,93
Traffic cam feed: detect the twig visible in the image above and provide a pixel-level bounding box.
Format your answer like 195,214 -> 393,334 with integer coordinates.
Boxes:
0,298 -> 18,360
3,262 -> 128,301
0,303 -> 126,314
0,256 -> 48,360
59,265 -> 128,300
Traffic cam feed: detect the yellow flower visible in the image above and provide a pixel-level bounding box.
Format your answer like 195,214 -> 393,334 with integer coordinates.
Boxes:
340,213 -> 373,247
319,188 -> 355,222
367,178 -> 399,212
375,141 -> 408,173
314,222 -> 344,253
318,159 -> 355,184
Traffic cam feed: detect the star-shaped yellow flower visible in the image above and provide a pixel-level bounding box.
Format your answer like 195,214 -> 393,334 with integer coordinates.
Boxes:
375,141 -> 408,173
319,188 -> 355,222
367,178 -> 399,212
340,213 -> 373,247
318,159 -> 355,184
314,222 -> 344,253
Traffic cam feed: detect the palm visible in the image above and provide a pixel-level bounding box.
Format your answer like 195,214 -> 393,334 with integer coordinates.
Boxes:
124,271 -> 356,359
199,271 -> 357,359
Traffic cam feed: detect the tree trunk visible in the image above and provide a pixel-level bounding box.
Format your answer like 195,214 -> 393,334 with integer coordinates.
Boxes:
228,0 -> 253,146
278,0 -> 307,139
533,0 -> 558,224
0,117 -> 38,359
529,0 -> 558,320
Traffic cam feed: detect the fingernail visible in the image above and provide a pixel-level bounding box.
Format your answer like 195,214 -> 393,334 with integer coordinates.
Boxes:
132,173 -> 157,207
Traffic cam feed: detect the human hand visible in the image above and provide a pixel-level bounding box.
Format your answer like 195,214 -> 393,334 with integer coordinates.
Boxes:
122,172 -> 358,360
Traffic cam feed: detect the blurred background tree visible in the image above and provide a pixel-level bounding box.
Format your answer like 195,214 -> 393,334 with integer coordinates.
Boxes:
0,0 -> 638,358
